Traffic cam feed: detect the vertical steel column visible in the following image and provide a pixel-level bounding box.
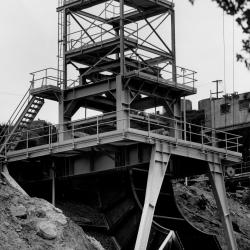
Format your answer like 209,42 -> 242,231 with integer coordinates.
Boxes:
208,162 -> 238,250
120,0 -> 125,76
51,161 -> 56,206
135,144 -> 170,250
59,8 -> 70,142
170,8 -> 181,139
63,8 -> 68,90
171,9 -> 177,84
116,0 -> 129,130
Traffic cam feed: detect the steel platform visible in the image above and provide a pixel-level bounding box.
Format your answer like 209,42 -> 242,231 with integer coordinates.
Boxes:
30,85 -> 61,101
66,37 -> 138,65
126,71 -> 196,97
4,128 -> 241,166
58,0 -> 173,12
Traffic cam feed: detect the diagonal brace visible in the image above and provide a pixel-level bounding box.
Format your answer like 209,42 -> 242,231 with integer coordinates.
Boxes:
135,144 -> 171,250
208,162 -> 238,250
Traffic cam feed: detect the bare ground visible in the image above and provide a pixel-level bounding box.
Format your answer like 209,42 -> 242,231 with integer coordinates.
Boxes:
174,181 -> 250,250
0,179 -> 104,250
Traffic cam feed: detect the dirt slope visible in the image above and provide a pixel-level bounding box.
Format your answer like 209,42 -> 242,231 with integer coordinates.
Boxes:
0,178 -> 104,250
174,181 -> 250,250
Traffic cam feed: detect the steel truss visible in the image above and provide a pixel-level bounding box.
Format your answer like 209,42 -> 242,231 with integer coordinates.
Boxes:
55,0 -> 197,132
0,1 -> 240,249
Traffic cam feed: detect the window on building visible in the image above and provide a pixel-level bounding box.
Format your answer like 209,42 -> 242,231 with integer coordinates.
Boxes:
220,103 -> 231,114
239,99 -> 250,110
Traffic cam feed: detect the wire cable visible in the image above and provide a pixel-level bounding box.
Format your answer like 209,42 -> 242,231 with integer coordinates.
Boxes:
223,10 -> 226,94
232,7 -> 235,93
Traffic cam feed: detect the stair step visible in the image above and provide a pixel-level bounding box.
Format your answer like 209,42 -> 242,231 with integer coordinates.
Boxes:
0,94 -> 44,154
26,111 -> 36,115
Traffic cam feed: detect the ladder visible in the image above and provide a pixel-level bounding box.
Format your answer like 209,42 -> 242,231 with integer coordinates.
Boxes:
0,90 -> 44,155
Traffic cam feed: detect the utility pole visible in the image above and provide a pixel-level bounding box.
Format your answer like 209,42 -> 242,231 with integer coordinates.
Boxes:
211,80 -> 223,99
210,80 -> 223,146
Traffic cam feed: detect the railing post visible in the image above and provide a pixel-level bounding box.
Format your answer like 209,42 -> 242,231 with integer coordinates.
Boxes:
201,127 -> 204,146
72,123 -> 75,140
236,137 -> 239,152
148,114 -> 150,137
182,68 -> 185,85
189,123 -> 191,141
26,130 -> 29,151
49,125 -> 51,149
225,133 -> 228,152
193,71 -> 195,89
45,69 -> 48,86
97,116 -> 99,142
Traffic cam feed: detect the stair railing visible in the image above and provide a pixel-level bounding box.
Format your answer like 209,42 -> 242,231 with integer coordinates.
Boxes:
0,87 -> 31,149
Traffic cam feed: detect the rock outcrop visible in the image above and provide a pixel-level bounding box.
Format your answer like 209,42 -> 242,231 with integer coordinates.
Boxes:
0,177 -> 104,250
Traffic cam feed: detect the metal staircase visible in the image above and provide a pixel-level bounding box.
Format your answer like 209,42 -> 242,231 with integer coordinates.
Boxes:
0,89 -> 44,155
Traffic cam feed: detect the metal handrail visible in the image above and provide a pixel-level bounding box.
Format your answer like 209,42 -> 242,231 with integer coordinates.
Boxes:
30,68 -> 63,90
0,88 -> 31,142
128,109 -> 241,152
0,109 -> 242,156
124,55 -> 197,89
67,20 -> 137,51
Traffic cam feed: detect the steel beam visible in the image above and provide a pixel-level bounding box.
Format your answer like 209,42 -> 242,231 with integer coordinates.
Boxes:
208,162 -> 238,250
64,80 -> 116,101
76,10 -> 107,24
135,143 -> 170,250
109,7 -> 168,26
159,231 -> 174,250
51,161 -> 56,206
4,130 -> 241,164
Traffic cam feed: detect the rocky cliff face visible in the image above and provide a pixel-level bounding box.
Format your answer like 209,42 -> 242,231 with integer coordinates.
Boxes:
0,178 -> 104,250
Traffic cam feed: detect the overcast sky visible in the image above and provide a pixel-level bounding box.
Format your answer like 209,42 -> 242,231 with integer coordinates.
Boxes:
0,0 -> 249,124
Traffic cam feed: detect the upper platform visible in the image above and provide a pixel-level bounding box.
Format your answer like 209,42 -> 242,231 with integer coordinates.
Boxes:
58,0 -> 174,12
66,36 -> 139,65
29,68 -> 62,101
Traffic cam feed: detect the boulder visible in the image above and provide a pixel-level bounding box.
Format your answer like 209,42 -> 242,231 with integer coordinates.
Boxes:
37,221 -> 57,240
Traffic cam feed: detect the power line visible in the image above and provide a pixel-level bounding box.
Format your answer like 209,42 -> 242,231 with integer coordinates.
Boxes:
222,10 -> 226,94
232,8 -> 235,93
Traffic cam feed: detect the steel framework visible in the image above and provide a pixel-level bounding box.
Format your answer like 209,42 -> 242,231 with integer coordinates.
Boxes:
0,1 -> 242,249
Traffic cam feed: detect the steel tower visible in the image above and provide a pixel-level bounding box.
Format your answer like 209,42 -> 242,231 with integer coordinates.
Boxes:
0,1 -> 241,249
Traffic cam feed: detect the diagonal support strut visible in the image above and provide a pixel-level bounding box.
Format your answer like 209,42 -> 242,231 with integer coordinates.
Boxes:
208,162 -> 238,250
135,143 -> 171,250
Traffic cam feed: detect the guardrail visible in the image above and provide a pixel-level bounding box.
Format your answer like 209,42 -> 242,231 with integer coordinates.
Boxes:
30,68 -> 63,90
67,20 -> 138,51
128,109 -> 241,152
0,109 -> 241,158
0,89 -> 32,149
125,51 -> 197,89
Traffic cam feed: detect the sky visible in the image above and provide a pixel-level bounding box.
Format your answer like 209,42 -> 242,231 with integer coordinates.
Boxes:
0,0 -> 249,124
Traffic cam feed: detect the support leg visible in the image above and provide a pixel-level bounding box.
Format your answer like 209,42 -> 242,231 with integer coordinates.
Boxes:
208,163 -> 238,250
50,161 -> 56,206
159,231 -> 174,250
135,145 -> 170,250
